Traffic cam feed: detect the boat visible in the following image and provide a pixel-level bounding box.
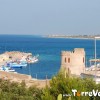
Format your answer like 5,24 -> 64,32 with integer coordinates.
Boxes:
27,54 -> 39,63
20,60 -> 27,64
86,63 -> 100,71
7,62 -> 27,68
0,66 -> 15,72
97,63 -> 100,68
27,58 -> 38,63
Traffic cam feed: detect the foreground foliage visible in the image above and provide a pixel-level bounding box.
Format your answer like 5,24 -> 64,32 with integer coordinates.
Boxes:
42,72 -> 100,100
0,72 -> 100,100
0,79 -> 42,100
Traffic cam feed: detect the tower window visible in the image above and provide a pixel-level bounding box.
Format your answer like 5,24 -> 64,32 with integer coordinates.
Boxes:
83,57 -> 84,63
65,58 -> 67,63
68,58 -> 70,63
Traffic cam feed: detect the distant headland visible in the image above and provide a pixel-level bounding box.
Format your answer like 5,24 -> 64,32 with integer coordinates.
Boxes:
44,35 -> 100,39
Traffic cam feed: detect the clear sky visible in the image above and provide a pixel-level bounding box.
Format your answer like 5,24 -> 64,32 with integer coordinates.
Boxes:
0,0 -> 100,35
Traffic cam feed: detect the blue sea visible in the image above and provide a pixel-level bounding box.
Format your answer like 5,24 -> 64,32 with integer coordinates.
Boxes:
0,35 -> 100,79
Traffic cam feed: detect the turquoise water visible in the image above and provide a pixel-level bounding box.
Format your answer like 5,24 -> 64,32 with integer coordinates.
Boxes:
0,35 -> 100,79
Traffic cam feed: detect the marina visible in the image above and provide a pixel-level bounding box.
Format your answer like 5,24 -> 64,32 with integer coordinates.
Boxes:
0,51 -> 39,73
0,35 -> 100,87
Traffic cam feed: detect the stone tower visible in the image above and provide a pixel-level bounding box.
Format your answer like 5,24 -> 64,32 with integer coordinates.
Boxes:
61,48 -> 85,76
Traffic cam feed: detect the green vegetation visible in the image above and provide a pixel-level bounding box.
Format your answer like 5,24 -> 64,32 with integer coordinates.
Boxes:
0,72 -> 100,100
0,79 -> 42,100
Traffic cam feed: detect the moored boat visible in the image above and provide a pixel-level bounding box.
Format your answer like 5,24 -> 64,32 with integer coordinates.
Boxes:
0,66 -> 15,72
7,62 -> 27,68
27,54 -> 39,63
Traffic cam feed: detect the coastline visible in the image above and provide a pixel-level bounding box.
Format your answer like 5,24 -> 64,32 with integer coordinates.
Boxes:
44,35 -> 100,40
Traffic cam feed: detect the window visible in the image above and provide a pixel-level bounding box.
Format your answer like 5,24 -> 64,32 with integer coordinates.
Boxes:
68,58 -> 70,63
65,58 -> 67,63
83,57 -> 84,63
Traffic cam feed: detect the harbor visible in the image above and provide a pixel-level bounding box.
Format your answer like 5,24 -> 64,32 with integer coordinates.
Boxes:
0,51 -> 50,88
0,36 -> 100,89
0,35 -> 100,80
0,51 -> 39,78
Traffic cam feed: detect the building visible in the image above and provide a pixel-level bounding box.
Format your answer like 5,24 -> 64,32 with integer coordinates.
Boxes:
61,48 -> 85,76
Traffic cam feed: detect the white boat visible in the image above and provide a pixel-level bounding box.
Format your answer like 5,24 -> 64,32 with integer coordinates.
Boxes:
0,66 -> 15,72
27,54 -> 39,63
97,63 -> 100,68
27,57 -> 38,63
20,59 -> 27,64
